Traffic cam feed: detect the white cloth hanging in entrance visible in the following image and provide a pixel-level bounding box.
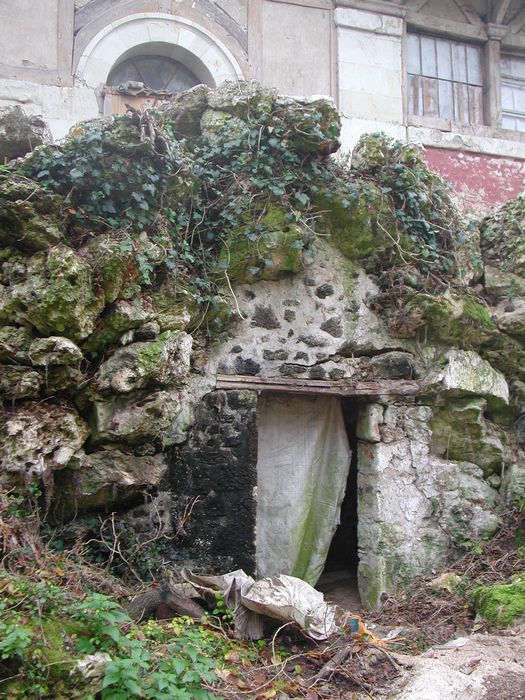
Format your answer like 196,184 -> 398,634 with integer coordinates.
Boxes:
255,393 -> 351,586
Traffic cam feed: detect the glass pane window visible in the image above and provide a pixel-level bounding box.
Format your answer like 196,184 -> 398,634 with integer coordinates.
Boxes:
107,56 -> 200,94
407,33 -> 484,125
501,54 -> 525,133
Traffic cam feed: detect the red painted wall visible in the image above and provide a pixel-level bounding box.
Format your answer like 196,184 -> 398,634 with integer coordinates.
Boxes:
424,147 -> 525,216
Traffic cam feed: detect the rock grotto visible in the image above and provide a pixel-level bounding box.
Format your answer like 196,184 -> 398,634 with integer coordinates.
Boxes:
1,81 -> 524,610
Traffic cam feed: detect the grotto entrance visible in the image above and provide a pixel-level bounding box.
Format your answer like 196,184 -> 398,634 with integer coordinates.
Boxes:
255,392 -> 361,610
316,399 -> 361,610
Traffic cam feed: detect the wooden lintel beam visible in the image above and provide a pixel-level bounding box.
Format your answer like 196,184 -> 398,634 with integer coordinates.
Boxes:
491,0 -> 512,25
216,374 -> 422,397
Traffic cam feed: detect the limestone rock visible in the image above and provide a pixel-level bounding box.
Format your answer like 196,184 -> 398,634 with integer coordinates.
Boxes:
0,324 -> 33,364
399,292 -> 495,345
484,264 -> 525,301
29,336 -> 84,366
369,351 -> 416,379
0,401 -> 89,485
431,398 -> 505,476
493,298 -> 525,336
218,204 -> 304,283
430,349 -> 509,403
314,180 -> 399,268
82,298 -> 150,353
200,109 -> 247,141
207,80 -> 277,118
0,106 -> 51,161
160,84 -> 210,137
0,364 -> 43,399
501,462 -> 525,503
93,331 -> 192,394
145,280 -> 194,332
81,233 -> 135,304
91,390 -> 181,445
0,174 -> 65,252
54,449 -> 166,517
1,244 -> 105,341
273,94 -> 341,155
432,458 -> 502,539
480,192 -> 525,276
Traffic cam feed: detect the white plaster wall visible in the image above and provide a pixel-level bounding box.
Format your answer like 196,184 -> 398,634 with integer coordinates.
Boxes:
260,3 -> 332,97
336,8 -> 405,153
0,79 -> 99,141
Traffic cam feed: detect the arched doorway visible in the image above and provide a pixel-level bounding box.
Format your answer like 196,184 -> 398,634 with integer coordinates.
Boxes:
75,13 -> 245,115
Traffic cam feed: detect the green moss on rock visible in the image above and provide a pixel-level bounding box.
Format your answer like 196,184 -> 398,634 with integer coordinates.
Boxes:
0,324 -> 33,364
0,173 -> 65,252
1,244 -> 105,342
431,398 -> 505,476
472,574 -> 525,627
82,233 -> 136,304
480,193 -> 525,276
314,181 -> 401,268
403,292 -> 495,347
218,203 -> 304,284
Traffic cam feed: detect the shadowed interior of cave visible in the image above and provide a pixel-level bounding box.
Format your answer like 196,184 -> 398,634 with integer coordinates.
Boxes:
316,399 -> 361,611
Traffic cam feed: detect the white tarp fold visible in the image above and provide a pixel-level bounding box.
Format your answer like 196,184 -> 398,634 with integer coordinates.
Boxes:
181,568 -> 353,640
256,394 -> 351,586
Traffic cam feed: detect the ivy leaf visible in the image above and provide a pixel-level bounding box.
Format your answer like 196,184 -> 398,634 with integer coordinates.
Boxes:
294,192 -> 309,206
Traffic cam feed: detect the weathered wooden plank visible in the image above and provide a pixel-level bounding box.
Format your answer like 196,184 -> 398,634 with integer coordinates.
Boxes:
216,374 -> 422,397
438,79 -> 454,120
468,84 -> 484,124
454,82 -> 470,122
408,74 -> 423,116
422,76 -> 439,116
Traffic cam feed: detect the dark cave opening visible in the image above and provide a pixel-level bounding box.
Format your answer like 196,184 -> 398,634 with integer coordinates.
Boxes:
316,399 -> 361,610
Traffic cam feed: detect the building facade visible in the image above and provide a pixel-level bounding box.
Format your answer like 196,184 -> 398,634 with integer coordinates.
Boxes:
1,0 -> 525,211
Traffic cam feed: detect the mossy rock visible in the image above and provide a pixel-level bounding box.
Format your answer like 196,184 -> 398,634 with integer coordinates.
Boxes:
1,244 -> 105,342
82,233 -> 137,304
314,181 -> 403,268
480,331 -> 525,384
431,398 -> 505,476
471,574 -> 525,627
160,83 -> 210,137
0,173 -> 65,252
217,203 -> 305,284
81,297 -> 151,354
146,288 -> 194,332
480,193 -> 525,276
351,133 -> 425,175
53,449 -> 166,518
92,330 -> 191,395
200,109 -> 247,142
0,364 -> 43,399
404,292 -> 496,347
207,80 -> 277,119
272,95 -> 341,155
0,324 -> 33,364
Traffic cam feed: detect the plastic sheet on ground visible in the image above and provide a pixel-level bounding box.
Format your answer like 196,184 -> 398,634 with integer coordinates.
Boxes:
181,568 -> 368,642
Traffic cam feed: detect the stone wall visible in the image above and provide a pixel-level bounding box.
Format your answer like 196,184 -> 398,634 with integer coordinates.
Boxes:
169,390 -> 258,573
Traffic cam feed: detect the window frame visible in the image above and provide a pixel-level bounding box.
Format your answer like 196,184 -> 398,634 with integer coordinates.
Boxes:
406,31 -> 485,129
500,52 -> 525,133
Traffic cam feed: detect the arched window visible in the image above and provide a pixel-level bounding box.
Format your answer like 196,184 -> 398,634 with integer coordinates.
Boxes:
107,55 -> 200,94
